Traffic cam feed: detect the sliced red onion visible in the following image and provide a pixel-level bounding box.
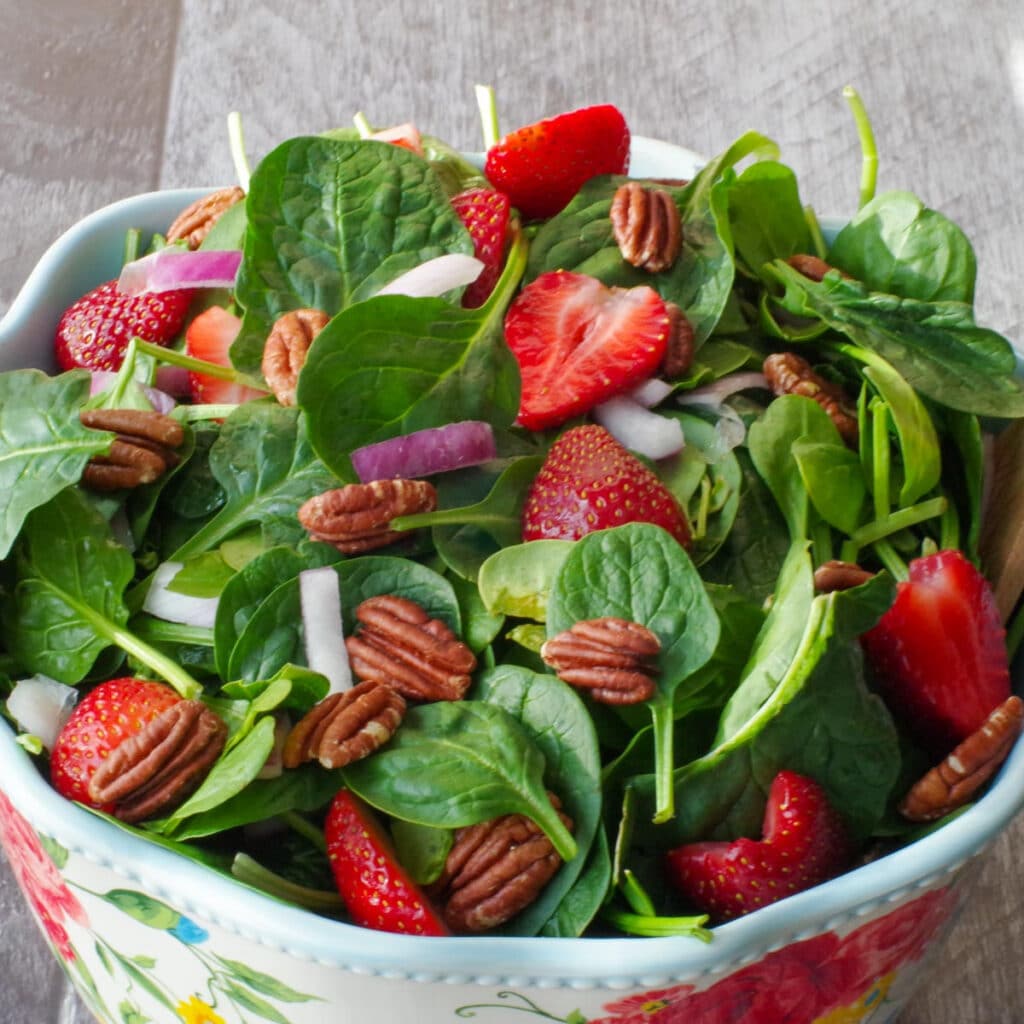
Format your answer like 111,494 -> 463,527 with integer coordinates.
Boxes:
593,396 -> 685,460
300,567 -> 352,694
142,561 -> 220,629
155,365 -> 193,398
6,675 -> 79,751
118,249 -> 242,296
628,378 -> 674,409
351,420 -> 497,483
676,371 -> 769,408
375,254 -> 484,299
88,371 -> 177,414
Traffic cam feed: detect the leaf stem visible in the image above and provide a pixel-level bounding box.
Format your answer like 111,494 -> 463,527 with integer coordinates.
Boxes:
230,853 -> 344,913
122,228 -> 142,268
227,112 -> 251,194
133,340 -> 265,390
843,85 -> 878,209
871,539 -> 909,581
848,496 -> 947,551
282,810 -> 329,855
804,205 -> 827,259
352,111 -> 374,139
871,398 -> 891,520
650,698 -> 676,824
475,83 -> 500,150
601,907 -> 712,941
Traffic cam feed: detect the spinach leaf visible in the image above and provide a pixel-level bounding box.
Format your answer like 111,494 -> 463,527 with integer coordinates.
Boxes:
391,819 -> 453,885
548,523 -> 720,823
227,578 -> 304,682
476,664 -> 603,936
792,439 -> 867,536
233,136 -> 473,373
336,555 -> 462,631
447,572 -> 504,653
341,700 -> 577,861
940,409 -> 984,560
297,233 -> 527,479
539,829 -> 612,939
827,190 -> 977,303
0,370 -> 110,559
765,260 -> 1024,417
477,540 -> 574,621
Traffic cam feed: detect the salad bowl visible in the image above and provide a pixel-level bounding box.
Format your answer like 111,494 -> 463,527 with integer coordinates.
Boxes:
1,136 -> 1022,1024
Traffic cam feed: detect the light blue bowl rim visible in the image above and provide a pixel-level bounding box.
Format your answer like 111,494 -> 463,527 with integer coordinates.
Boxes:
1,137 -> 1022,987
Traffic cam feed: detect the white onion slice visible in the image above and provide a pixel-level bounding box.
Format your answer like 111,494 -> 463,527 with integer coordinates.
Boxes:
676,371 -> 769,408
593,396 -> 685,460
375,254 -> 484,299
628,377 -> 674,409
6,676 -> 79,751
88,371 -> 177,414
118,249 -> 242,296
300,567 -> 352,694
257,712 -> 292,780
715,404 -> 749,452
142,561 -> 219,629
351,420 -> 497,483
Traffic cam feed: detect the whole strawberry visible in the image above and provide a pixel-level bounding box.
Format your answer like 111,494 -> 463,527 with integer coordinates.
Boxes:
484,104 -> 630,220
861,549 -> 1010,756
326,789 -> 449,936
55,279 -> 193,372
450,187 -> 511,308
50,678 -> 182,809
522,424 -> 691,547
665,770 -> 851,922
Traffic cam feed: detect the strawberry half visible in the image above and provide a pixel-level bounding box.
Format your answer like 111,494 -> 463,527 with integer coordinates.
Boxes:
184,305 -> 268,405
50,678 -> 182,810
861,549 -> 1011,756
504,270 -> 670,431
484,104 -> 630,220
451,187 -> 511,308
325,789 -> 449,936
55,279 -> 193,372
665,770 -> 852,922
522,424 -> 691,547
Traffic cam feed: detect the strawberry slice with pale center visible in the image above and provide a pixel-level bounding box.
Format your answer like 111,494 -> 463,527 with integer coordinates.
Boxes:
665,770 -> 852,922
185,305 -> 268,405
504,270 -> 670,431
451,187 -> 511,308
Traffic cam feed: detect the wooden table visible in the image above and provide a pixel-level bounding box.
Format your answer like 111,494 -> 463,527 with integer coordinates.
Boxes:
2,1 -> 1022,1020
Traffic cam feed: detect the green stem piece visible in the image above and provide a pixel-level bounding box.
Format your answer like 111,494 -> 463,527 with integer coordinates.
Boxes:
475,83 -> 500,151
849,496 -> 947,550
282,811 -> 329,855
804,205 -> 827,259
227,111 -> 252,193
230,853 -> 344,913
352,111 -> 373,139
843,85 -> 878,209
133,340 -> 264,390
871,398 -> 891,520
122,228 -> 141,268
601,907 -> 712,941
871,539 -> 909,581
620,869 -> 657,917
650,697 -> 676,824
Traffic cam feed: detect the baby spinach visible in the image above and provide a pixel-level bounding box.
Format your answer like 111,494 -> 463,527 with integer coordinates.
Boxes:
548,523 -> 720,823
232,135 -> 473,373
297,232 -> 526,479
0,370 -> 111,559
476,664 -> 603,936
341,700 -> 577,862
477,540 -> 574,621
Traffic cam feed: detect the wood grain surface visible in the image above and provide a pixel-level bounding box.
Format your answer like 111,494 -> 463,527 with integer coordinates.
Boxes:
1,1 -> 1022,1020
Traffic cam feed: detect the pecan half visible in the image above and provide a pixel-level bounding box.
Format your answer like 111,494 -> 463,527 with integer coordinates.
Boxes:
79,408 -> 185,491
346,595 -> 477,702
787,253 -> 852,283
813,560 -> 875,593
662,302 -> 695,379
298,479 -> 437,554
261,308 -> 330,406
432,794 -> 573,933
283,681 -> 405,769
541,617 -> 660,705
899,696 -> 1024,822
166,185 -> 246,249
610,182 -> 683,273
763,351 -> 859,448
88,700 -> 227,824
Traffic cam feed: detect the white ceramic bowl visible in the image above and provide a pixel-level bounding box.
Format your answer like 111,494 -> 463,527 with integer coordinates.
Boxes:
1,139 -> 1022,1024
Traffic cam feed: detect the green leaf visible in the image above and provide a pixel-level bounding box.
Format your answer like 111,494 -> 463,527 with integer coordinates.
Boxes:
477,540 -> 574,621
214,957 -> 319,1003
103,890 -> 180,930
792,439 -> 867,535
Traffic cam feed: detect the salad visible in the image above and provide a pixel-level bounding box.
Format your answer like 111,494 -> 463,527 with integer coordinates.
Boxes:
2,86 -> 1022,941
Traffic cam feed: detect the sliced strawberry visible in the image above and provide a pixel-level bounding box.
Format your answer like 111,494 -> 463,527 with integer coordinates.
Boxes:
504,271 -> 670,431
665,770 -> 852,922
184,305 -> 267,405
450,187 -> 511,308
861,549 -> 1011,756
325,789 -> 449,936
484,104 -> 630,220
49,678 -> 182,810
522,424 -> 691,547
369,122 -> 425,156
55,279 -> 193,372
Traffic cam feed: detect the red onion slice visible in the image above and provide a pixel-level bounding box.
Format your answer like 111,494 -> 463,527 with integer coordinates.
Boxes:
142,561 -> 220,629
88,371 -> 178,414
351,420 -> 497,483
6,675 -> 78,751
299,567 -> 352,694
375,254 -> 484,299
676,371 -> 769,408
118,249 -> 242,296
592,396 -> 685,460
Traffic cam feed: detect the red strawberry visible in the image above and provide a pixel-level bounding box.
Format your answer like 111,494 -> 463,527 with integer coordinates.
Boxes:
369,121 -> 424,156
522,424 -> 691,547
451,187 -> 511,308
484,104 -> 630,220
184,305 -> 267,404
50,678 -> 182,809
504,271 -> 670,431
861,549 -> 1010,756
325,789 -> 449,936
55,280 -> 193,372
665,770 -> 852,922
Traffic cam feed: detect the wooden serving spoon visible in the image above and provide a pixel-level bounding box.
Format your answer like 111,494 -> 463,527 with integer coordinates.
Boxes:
979,419 -> 1024,623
